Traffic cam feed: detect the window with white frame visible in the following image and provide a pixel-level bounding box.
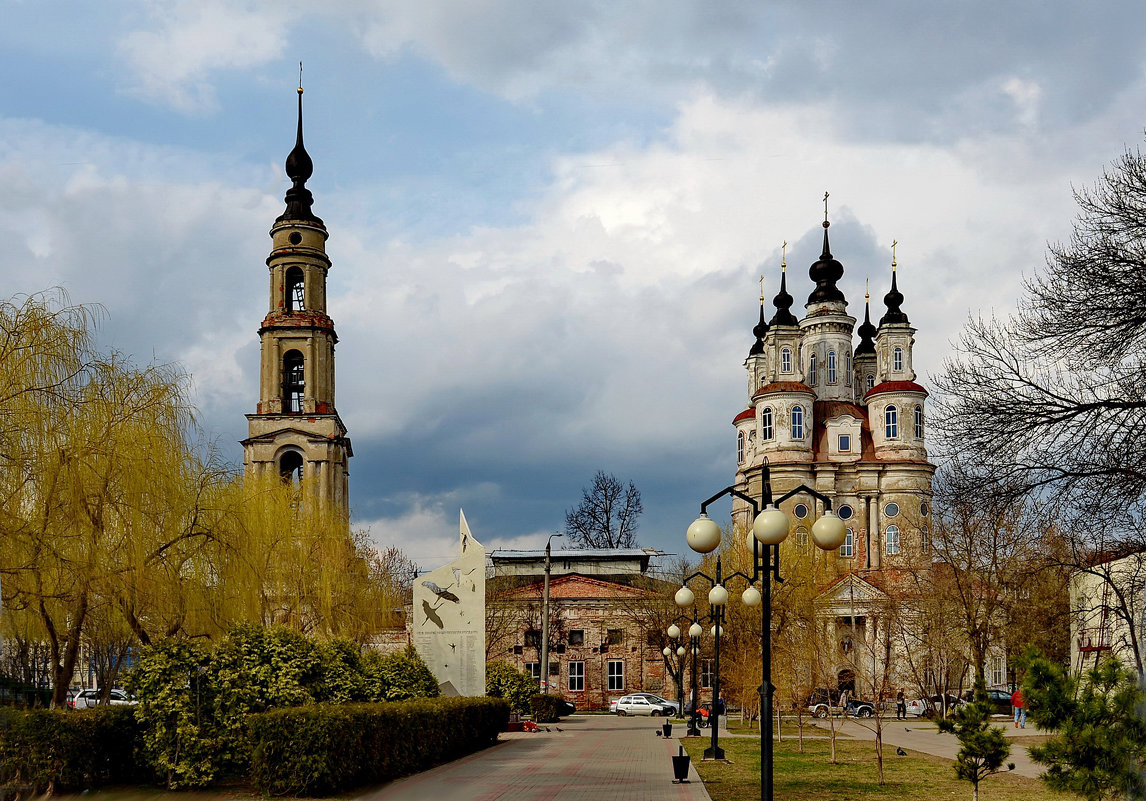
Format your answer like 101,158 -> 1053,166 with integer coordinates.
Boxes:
885,405 -> 898,438
838,434 -> 851,452
809,353 -> 818,385
524,662 -> 540,680
828,351 -> 837,383
795,527 -> 808,546
990,655 -> 1006,687
886,525 -> 900,555
840,529 -> 854,557
781,348 -> 792,372
914,405 -> 924,439
761,407 -> 774,440
866,374 -> 875,392
737,431 -> 745,464
700,659 -> 714,689
568,661 -> 585,691
607,660 -> 625,691
792,405 -> 805,439
893,346 -> 903,371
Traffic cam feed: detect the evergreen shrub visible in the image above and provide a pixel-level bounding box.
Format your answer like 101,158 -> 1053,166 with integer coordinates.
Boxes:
0,706 -> 141,794
485,660 -> 535,713
530,693 -> 564,723
248,696 -> 508,796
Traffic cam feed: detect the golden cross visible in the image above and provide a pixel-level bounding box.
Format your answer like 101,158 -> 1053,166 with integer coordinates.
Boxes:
823,191 -> 829,222
298,61 -> 304,93
781,240 -> 788,267
892,239 -> 898,270
759,274 -> 765,300
865,276 -> 870,301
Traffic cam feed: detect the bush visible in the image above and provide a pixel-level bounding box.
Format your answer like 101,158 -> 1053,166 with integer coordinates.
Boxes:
530,694 -> 564,723
0,706 -> 142,794
486,661 -> 535,713
248,697 -> 509,796
363,645 -> 440,701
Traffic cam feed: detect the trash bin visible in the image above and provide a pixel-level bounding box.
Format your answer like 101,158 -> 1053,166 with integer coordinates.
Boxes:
672,745 -> 691,783
662,721 -> 672,738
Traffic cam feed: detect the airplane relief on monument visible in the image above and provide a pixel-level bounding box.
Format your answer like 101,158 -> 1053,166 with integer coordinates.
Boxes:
412,510 -> 486,696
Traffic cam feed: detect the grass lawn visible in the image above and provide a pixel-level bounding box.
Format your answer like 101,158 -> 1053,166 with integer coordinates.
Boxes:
726,718 -> 851,738
681,736 -> 1069,801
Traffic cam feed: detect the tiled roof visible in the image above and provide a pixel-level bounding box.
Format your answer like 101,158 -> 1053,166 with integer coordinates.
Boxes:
864,380 -> 928,399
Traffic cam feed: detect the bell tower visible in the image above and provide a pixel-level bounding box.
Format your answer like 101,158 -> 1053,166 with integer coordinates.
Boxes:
242,84 -> 352,516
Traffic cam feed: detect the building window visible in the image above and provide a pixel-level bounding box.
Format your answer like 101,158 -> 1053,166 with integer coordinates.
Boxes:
921,525 -> 930,553
761,407 -> 774,440
866,374 -> 875,392
838,504 -> 853,520
809,353 -> 818,385
914,405 -> 924,439
285,267 -> 305,312
990,655 -> 1006,687
846,352 -> 852,380
606,629 -> 623,646
279,450 -> 304,483
568,630 -> 584,646
840,529 -> 854,557
781,348 -> 792,372
524,662 -> 541,680
893,346 -> 903,371
838,434 -> 851,452
700,659 -> 714,689
795,527 -> 808,546
792,405 -> 805,440
794,503 -> 809,519
885,502 -> 900,517
737,431 -> 745,464
524,630 -> 541,648
608,660 -> 625,691
569,661 -> 585,692
886,525 -> 900,555
828,351 -> 837,383
885,405 -> 898,438
921,502 -> 930,517
282,350 -> 305,413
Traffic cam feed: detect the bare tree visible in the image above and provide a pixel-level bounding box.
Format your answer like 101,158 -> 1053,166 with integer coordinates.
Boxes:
564,471 -> 643,549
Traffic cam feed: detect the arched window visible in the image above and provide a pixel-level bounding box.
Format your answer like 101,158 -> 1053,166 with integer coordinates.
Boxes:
809,353 -> 818,385
285,267 -> 305,312
893,346 -> 903,371
921,525 -> 930,553
845,353 -> 852,385
761,407 -> 774,440
781,348 -> 792,372
885,525 -> 900,555
283,350 -> 305,413
914,405 -> 924,439
885,405 -> 898,438
792,405 -> 805,440
737,431 -> 745,464
840,529 -> 854,557
866,374 -> 874,392
828,351 -> 837,383
279,450 -> 304,483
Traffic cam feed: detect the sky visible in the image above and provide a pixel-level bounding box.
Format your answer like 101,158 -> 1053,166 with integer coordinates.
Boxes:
1,1 -> 1143,569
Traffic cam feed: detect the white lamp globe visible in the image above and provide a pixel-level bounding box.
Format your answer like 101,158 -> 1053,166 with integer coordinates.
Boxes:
686,514 -> 722,553
812,510 -> 848,550
677,646 -> 686,657
689,622 -> 703,638
708,584 -> 730,606
752,505 -> 790,545
663,647 -> 672,657
667,624 -> 681,640
741,586 -> 762,607
711,625 -> 723,638
675,586 -> 695,608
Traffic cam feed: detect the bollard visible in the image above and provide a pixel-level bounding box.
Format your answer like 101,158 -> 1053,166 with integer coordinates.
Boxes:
672,744 -> 691,784
662,721 -> 672,738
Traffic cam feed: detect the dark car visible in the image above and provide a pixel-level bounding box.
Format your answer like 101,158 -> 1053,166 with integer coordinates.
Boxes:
557,698 -> 576,716
961,688 -> 1012,715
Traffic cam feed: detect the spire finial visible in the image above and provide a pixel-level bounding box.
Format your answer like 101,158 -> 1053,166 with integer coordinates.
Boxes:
823,191 -> 830,227
865,276 -> 870,302
855,276 -> 877,356
298,61 -> 304,94
278,73 -> 322,225
892,239 -> 898,271
759,274 -> 765,302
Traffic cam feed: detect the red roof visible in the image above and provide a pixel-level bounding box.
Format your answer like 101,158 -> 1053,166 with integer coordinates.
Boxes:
754,381 -> 816,398
733,407 -> 756,424
864,381 -> 928,399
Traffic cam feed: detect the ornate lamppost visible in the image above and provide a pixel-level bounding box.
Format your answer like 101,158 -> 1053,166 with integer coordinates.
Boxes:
679,461 -> 847,799
668,614 -> 706,736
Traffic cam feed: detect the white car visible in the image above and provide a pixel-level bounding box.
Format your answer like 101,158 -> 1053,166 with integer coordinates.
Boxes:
70,688 -> 136,709
614,694 -> 674,716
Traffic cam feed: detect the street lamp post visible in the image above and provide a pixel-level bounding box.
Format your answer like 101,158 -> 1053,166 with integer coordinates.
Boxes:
668,615 -> 705,736
678,460 -> 847,800
540,532 -> 563,693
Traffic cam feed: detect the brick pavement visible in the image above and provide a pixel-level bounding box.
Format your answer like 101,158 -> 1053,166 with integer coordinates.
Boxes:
359,714 -> 713,801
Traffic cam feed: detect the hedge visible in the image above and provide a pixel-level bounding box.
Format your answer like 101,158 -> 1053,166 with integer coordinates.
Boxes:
530,694 -> 564,723
248,696 -> 510,796
0,706 -> 142,794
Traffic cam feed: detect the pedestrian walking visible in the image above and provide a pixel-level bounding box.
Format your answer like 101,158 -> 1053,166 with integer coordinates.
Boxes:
896,689 -> 907,720
1011,688 -> 1026,728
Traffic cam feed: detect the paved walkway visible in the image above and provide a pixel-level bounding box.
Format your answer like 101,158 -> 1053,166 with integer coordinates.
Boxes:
359,714 -> 712,801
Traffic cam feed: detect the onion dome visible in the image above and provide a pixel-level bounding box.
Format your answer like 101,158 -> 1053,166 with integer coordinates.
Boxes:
879,269 -> 909,326
770,268 -> 799,326
808,220 -> 846,304
748,300 -> 769,355
854,291 -> 876,355
277,87 -> 323,225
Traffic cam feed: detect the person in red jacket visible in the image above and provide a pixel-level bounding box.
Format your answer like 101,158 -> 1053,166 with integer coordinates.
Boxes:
1011,689 -> 1026,728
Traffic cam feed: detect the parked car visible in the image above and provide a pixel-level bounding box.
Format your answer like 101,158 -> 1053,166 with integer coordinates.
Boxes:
961,688 -> 1012,715
70,688 -> 136,709
805,688 -> 874,718
905,693 -> 964,717
615,694 -> 674,716
633,693 -> 680,715
556,698 -> 577,716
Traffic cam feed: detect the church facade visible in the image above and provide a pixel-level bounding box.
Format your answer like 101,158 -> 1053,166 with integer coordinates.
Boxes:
241,88 -> 352,516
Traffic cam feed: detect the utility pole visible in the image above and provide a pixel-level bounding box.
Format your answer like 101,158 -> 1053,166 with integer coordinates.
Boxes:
540,533 -> 562,693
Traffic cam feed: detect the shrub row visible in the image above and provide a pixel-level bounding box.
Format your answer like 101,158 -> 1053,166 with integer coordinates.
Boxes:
249,696 -> 510,796
0,706 -> 142,794
530,693 -> 564,723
